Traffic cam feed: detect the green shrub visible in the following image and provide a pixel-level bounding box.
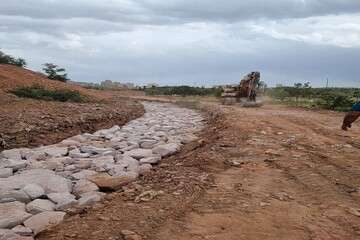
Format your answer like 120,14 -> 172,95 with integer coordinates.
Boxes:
317,91 -> 355,111
11,85 -> 84,102
269,87 -> 290,101
268,86 -> 358,111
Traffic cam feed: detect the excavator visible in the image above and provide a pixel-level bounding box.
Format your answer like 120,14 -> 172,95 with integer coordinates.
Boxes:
221,72 -> 263,106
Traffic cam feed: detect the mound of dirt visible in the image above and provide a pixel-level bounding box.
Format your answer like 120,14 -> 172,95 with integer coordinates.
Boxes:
0,64 -> 145,150
0,64 -> 79,90
0,64 -> 101,100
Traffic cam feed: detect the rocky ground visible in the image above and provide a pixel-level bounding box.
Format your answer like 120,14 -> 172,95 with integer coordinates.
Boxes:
34,101 -> 360,240
0,102 -> 205,239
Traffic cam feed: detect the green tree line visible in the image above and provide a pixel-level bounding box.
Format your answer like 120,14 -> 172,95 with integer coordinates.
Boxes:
145,86 -> 222,97
268,83 -> 360,111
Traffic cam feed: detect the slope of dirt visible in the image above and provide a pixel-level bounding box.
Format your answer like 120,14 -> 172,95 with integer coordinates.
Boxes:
0,64 -> 144,150
0,64 -> 89,95
37,103 -> 360,240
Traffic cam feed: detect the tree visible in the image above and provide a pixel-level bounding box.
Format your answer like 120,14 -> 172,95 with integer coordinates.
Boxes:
0,50 -> 27,67
42,63 -> 69,82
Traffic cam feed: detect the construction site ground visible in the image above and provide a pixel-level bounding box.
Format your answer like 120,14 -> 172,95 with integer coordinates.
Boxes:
37,100 -> 360,240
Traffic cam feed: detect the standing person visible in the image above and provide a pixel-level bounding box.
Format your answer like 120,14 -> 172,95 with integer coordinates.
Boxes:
342,102 -> 360,130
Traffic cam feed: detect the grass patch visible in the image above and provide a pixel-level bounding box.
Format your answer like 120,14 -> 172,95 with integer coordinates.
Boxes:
145,86 -> 222,97
11,85 -> 85,102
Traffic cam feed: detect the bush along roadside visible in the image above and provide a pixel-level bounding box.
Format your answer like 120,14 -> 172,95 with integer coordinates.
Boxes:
10,85 -> 85,102
268,85 -> 359,112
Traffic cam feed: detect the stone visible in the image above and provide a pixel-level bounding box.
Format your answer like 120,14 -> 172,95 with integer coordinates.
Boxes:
0,149 -> 22,160
139,140 -> 158,149
23,211 -> 66,235
109,169 -> 139,179
68,148 -> 90,158
122,145 -> 139,152
47,192 -> 76,204
59,139 -> 80,146
123,149 -> 153,160
139,155 -> 161,164
71,170 -> 97,180
52,156 -> 76,165
26,199 -> 55,214
0,229 -> 34,240
78,192 -> 104,206
0,168 -> 13,178
82,133 -> 103,141
42,159 -> 64,171
22,184 -> 45,200
80,146 -> 113,155
42,146 -> 68,157
90,156 -> 114,169
68,135 -> 87,143
11,225 -> 33,236
0,159 -> 27,171
109,141 -> 128,150
94,126 -> 120,137
179,134 -> 198,144
54,198 -> 78,211
73,179 -> 99,196
121,230 -> 142,240
26,161 -> 47,170
0,190 -> 31,203
93,150 -> 115,157
64,165 -> 77,171
0,169 -> 72,194
88,173 -> 136,191
348,208 -> 360,217
0,201 -> 32,228
134,190 -> 164,203
138,164 -> 152,175
22,150 -> 46,162
74,160 -> 92,169
109,156 -> 139,177
152,143 -> 180,157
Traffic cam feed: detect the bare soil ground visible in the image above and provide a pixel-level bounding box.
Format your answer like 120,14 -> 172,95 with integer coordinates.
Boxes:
37,102 -> 360,240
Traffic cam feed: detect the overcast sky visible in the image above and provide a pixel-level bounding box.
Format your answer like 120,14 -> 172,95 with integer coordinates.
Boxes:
1,0 -> 360,87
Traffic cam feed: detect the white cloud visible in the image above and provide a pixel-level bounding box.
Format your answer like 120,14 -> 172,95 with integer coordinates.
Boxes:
0,1 -> 360,87
249,14 -> 360,48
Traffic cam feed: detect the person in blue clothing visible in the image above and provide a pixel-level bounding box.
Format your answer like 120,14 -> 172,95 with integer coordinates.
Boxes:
342,102 -> 360,130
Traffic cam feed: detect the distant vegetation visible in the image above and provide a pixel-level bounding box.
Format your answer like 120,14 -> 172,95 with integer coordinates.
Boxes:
83,85 -> 106,90
11,85 -> 84,102
268,83 -> 360,111
42,63 -> 69,82
145,86 -> 222,97
0,50 -> 27,67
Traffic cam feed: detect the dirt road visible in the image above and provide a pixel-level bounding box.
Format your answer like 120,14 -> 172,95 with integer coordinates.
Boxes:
39,103 -> 360,240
